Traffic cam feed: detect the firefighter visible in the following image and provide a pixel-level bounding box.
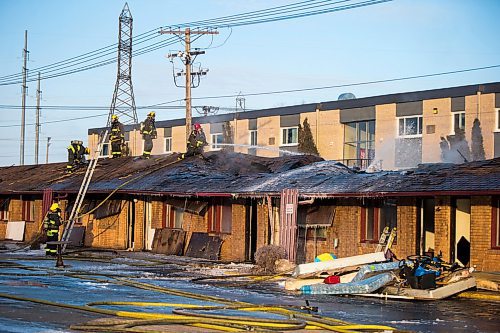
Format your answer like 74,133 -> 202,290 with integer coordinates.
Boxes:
140,111 -> 157,159
110,114 -> 124,158
43,203 -> 62,256
179,123 -> 207,159
66,140 -> 89,173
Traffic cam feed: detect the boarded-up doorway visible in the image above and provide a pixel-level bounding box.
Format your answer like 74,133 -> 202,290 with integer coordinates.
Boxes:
451,198 -> 471,266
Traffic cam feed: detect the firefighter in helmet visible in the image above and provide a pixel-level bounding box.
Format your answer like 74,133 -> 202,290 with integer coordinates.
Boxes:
110,114 -> 124,158
179,123 -> 207,159
43,203 -> 62,256
140,111 -> 157,159
66,140 -> 90,173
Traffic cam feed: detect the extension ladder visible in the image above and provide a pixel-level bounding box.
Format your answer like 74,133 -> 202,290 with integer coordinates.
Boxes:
60,129 -> 108,252
375,226 -> 397,253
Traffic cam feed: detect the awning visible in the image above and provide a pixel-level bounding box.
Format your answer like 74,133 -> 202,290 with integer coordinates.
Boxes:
93,200 -> 123,219
0,198 -> 10,211
298,205 -> 335,227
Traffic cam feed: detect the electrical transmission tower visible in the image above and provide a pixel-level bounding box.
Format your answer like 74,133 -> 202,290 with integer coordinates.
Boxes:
109,2 -> 138,125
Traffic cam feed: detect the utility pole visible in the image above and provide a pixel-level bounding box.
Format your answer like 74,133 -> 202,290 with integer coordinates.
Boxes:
20,30 -> 28,165
45,137 -> 51,164
35,72 -> 41,164
160,28 -> 218,140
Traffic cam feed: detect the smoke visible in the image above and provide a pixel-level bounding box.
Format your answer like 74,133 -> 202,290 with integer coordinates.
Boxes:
440,127 -> 471,163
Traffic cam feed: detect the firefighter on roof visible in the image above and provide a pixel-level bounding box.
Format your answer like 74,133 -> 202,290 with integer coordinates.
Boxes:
179,123 -> 207,159
110,114 -> 125,158
66,140 -> 89,173
43,203 -> 62,256
140,111 -> 157,159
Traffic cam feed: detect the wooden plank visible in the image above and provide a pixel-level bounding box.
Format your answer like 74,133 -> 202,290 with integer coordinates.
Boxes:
382,277 -> 476,300
292,252 -> 386,278
6,221 -> 25,241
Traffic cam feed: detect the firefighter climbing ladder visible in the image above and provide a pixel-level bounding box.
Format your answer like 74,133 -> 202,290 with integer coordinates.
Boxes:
375,227 -> 397,253
60,130 -> 108,252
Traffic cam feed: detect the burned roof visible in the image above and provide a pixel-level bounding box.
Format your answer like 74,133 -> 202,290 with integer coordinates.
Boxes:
0,151 -> 499,198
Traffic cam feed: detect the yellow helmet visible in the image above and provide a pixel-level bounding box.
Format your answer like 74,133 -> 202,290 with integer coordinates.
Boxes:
148,111 -> 155,117
112,114 -> 118,121
85,147 -> 90,154
50,203 -> 60,211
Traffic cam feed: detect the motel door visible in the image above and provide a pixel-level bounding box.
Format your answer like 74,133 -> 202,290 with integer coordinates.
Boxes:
419,198 -> 435,256
143,197 -> 155,251
127,200 -> 135,250
452,199 -> 471,267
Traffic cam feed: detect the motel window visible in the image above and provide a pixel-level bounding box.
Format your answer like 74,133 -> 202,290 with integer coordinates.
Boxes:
22,198 -> 35,222
211,133 -> 224,150
101,143 -> 110,157
496,109 -> 500,131
453,112 -> 466,133
250,130 -> 258,146
0,198 -> 10,221
343,120 -> 375,169
398,116 -> 423,137
281,127 -> 298,146
361,200 -> 398,243
165,137 -> 172,153
163,203 -> 183,229
493,198 -> 500,249
208,199 -> 232,234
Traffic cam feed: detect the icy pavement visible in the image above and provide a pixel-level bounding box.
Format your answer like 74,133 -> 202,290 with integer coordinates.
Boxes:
0,249 -> 499,332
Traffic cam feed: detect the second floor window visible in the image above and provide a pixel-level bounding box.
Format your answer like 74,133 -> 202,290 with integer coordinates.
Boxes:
281,127 -> 298,146
165,137 -> 172,153
249,130 -> 257,146
211,133 -> 223,150
496,109 -> 500,131
343,120 -> 375,169
101,143 -> 109,157
453,112 -> 466,132
398,116 -> 423,137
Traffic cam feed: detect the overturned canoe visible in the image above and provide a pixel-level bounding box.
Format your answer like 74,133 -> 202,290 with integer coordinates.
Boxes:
300,272 -> 395,295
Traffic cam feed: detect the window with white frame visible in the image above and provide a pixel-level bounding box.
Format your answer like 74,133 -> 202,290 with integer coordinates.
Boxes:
211,133 -> 223,150
496,108 -> 500,131
281,126 -> 298,146
101,143 -> 110,157
163,203 -> 183,229
249,130 -> 257,146
398,116 -> 423,137
453,112 -> 466,133
165,137 -> 172,153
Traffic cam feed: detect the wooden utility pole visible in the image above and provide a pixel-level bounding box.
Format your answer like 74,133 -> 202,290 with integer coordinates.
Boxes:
35,72 -> 41,164
160,28 -> 218,140
45,137 -> 51,164
20,30 -> 28,165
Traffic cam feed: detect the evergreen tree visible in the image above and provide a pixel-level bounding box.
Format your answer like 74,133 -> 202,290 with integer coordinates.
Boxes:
298,118 -> 319,155
222,121 -> 234,152
471,118 -> 486,161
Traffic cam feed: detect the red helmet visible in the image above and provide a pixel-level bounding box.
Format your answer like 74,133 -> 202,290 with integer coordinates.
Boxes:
194,123 -> 201,130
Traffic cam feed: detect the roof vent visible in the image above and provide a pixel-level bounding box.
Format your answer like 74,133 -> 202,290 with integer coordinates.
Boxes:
338,93 -> 356,100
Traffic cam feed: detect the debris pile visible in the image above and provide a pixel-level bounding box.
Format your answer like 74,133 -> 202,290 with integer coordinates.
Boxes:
285,252 -> 477,301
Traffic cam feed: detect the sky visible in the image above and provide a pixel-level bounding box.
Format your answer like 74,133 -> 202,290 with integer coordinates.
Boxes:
0,0 -> 499,166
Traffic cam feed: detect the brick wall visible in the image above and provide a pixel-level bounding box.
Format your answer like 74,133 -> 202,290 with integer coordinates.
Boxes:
434,196 -> 452,262
471,196 -> 500,271
219,201 -> 246,262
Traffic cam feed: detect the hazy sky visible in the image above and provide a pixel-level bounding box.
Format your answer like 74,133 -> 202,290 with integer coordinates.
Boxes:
0,0 -> 499,166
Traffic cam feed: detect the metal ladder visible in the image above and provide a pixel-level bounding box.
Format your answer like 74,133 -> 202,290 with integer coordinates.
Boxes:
60,130 -> 108,252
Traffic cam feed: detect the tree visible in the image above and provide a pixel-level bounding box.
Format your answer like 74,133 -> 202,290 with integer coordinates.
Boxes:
222,121 -> 234,152
298,118 -> 319,155
471,118 -> 486,161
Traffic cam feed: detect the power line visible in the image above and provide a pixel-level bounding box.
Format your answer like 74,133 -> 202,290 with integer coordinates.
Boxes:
0,0 -> 391,85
